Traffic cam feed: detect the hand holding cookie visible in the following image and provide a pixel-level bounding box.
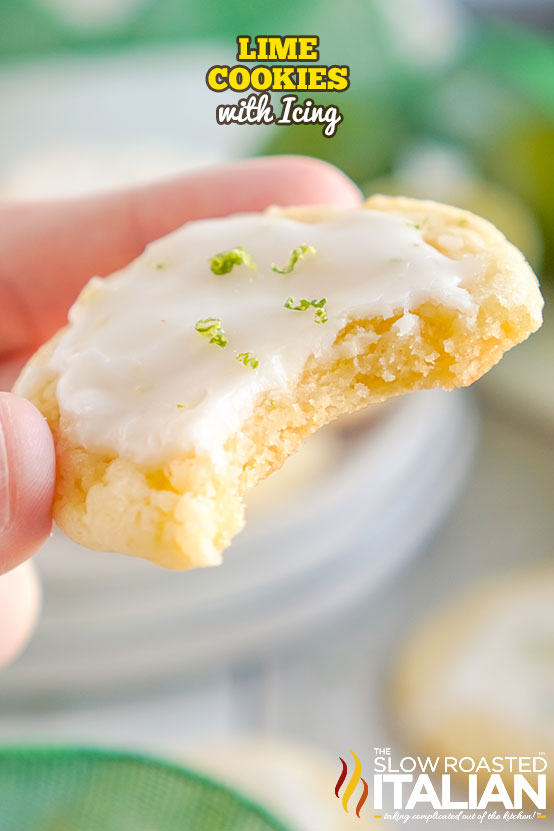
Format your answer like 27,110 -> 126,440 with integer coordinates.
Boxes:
0,156 -> 360,663
14,192 -> 543,569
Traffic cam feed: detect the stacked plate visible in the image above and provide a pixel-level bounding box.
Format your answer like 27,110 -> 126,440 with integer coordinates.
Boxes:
1,389 -> 477,707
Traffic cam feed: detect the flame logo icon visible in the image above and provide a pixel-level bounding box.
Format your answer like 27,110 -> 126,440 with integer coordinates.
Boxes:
335,750 -> 369,817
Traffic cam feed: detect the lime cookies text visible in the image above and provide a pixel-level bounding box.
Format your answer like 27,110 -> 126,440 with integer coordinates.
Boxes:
206,36 -> 349,138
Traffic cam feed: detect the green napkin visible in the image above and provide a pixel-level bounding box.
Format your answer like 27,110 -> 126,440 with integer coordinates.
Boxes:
0,746 -> 289,831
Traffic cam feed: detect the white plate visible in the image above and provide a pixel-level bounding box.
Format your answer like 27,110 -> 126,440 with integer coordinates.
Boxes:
1,390 -> 477,703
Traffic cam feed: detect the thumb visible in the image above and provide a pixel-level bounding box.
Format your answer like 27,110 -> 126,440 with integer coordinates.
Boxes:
0,392 -> 55,575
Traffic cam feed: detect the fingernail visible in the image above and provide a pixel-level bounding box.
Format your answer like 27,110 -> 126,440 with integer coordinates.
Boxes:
0,414 -> 11,534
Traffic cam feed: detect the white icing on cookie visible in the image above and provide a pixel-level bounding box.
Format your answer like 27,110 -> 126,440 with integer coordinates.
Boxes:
18,208 -> 480,464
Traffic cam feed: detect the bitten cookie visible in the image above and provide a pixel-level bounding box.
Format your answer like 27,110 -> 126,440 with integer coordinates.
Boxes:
15,197 -> 543,568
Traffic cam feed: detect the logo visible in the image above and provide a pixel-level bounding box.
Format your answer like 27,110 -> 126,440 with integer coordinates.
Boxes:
334,750 -> 369,818
333,749 -> 548,823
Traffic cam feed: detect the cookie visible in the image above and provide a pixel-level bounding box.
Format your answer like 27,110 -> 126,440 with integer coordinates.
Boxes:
15,197 -> 543,568
390,566 -> 554,803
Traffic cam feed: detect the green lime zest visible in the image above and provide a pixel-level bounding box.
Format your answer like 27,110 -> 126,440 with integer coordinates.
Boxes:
236,352 -> 259,369
284,296 -> 328,324
195,317 -> 228,348
272,244 -> 316,274
209,247 -> 257,275
406,217 -> 429,231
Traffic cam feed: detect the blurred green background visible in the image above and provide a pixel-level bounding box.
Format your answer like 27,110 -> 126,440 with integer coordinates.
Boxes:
1,0 -> 553,276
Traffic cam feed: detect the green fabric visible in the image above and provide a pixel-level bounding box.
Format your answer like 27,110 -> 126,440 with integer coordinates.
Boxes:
0,746 -> 290,831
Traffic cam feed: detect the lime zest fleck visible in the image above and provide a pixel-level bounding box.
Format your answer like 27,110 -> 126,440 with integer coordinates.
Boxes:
406,217 -> 429,231
155,263 -> 167,270
195,317 -> 228,348
177,403 -> 185,408
284,296 -> 328,324
272,244 -> 316,274
236,352 -> 259,369
209,247 -> 257,275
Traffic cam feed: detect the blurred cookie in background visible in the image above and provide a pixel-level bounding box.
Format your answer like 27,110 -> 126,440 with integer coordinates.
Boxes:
390,564 -> 554,804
